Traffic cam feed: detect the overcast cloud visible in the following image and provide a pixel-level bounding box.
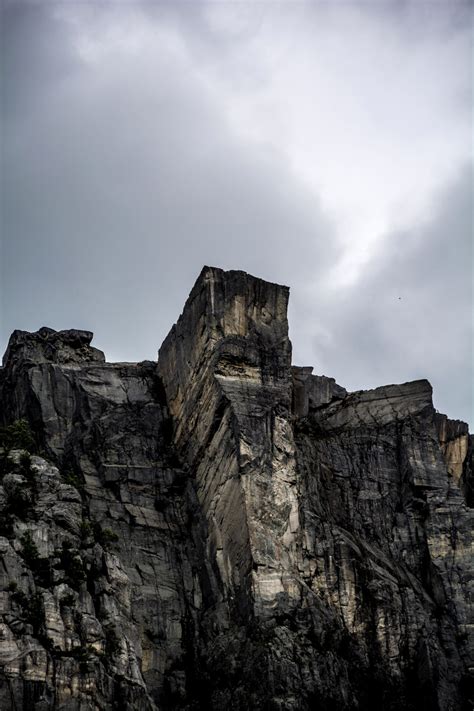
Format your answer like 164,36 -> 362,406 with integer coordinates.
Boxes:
1,1 -> 472,426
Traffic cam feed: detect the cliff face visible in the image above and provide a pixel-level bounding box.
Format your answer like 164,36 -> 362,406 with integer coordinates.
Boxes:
0,267 -> 472,711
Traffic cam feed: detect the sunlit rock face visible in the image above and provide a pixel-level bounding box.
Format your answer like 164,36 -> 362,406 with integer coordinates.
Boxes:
0,267 -> 472,710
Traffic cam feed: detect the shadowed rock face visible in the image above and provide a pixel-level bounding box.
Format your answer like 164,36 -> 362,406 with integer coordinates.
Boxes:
0,267 -> 472,711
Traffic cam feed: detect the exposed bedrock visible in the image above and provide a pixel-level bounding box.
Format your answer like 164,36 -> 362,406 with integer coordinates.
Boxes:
0,267 -> 472,710
158,266 -> 300,620
0,329 -> 197,709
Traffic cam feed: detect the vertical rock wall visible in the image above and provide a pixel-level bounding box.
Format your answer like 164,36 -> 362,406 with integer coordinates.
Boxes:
293,379 -> 473,709
0,330 -> 199,709
158,267 -> 301,619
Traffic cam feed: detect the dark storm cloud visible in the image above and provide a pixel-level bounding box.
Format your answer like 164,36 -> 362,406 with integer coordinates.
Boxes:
308,164 -> 473,424
1,1 -> 336,362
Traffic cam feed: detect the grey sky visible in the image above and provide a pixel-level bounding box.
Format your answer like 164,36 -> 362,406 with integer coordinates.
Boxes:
1,1 -> 472,426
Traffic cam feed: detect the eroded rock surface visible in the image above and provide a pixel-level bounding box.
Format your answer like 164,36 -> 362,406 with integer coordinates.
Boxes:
0,267 -> 472,710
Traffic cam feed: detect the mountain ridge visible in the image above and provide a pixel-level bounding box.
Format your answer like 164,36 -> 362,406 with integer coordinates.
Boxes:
0,267 -> 472,710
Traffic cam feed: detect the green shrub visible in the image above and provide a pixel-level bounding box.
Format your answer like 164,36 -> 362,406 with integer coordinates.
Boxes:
11,589 -> 45,636
20,531 -> 40,564
80,519 -> 93,543
2,453 -> 37,518
82,519 -> 119,550
102,528 -> 119,545
57,541 -> 86,589
0,419 -> 36,454
61,470 -> 84,491
19,452 -> 36,488
92,522 -> 118,549
11,588 -> 30,609
5,485 -> 33,519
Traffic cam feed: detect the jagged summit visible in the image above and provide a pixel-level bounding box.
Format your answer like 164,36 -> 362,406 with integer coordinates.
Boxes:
0,268 -> 472,710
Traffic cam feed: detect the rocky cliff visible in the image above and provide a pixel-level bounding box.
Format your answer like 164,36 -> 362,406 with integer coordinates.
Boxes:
0,266 -> 472,711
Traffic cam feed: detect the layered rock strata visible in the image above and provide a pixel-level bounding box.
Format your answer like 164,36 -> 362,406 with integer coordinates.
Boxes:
0,266 -> 472,710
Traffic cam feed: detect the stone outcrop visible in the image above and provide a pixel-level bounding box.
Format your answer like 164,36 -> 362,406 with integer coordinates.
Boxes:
0,335 -> 195,709
435,414 -> 473,505
158,267 -> 299,619
0,266 -> 472,710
